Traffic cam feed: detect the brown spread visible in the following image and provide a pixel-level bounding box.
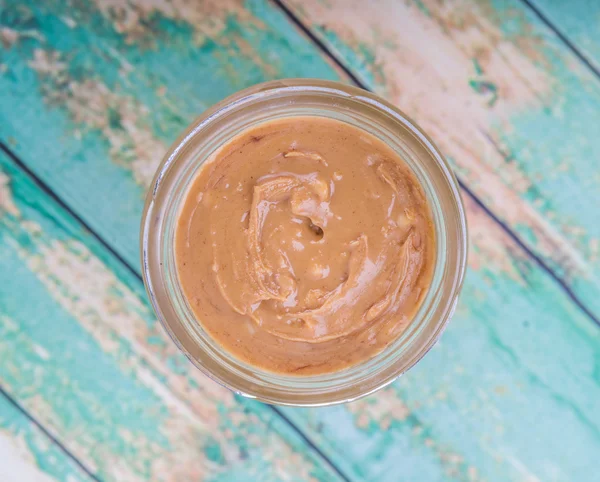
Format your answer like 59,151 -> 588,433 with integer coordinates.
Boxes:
175,116 -> 435,375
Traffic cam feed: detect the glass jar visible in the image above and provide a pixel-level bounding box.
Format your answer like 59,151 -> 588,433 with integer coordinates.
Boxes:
140,79 -> 467,406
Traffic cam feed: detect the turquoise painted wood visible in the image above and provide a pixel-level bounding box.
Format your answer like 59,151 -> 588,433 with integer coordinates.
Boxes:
0,0 -> 342,272
1,0 -> 598,314
283,195 -> 600,481
0,0 -> 599,481
283,0 -> 600,317
2,146 -> 598,482
0,150 -> 340,481
0,392 -> 92,482
529,0 -> 600,71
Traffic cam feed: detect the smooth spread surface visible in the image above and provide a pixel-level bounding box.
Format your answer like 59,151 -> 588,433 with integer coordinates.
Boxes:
175,117 -> 435,374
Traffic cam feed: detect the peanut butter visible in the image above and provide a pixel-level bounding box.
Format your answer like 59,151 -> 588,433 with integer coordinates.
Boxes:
175,116 -> 435,375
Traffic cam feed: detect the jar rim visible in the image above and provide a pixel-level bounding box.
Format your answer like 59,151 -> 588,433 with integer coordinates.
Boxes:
140,79 -> 468,406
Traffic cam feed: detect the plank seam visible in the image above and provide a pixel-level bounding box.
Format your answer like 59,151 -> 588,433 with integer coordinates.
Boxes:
459,180 -> 600,327
270,0 -> 600,329
271,406 -> 352,482
0,384 -> 102,482
0,142 -> 140,282
520,0 -> 600,79
0,141 -> 352,482
270,0 -> 367,87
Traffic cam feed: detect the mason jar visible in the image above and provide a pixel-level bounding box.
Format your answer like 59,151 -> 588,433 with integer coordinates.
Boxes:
140,79 -> 467,406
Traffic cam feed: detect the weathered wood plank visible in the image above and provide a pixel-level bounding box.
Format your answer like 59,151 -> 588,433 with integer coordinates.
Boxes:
1,1 -> 599,481
282,0 -> 600,317
528,0 -> 600,69
8,136 -> 598,482
0,0 -> 343,270
0,150 -> 341,481
284,192 -> 600,481
1,0 -> 597,314
0,392 -> 92,482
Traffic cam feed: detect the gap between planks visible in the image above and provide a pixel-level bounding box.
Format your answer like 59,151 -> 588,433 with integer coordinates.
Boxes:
2,3 -> 598,478
520,0 -> 600,80
0,384 -> 101,482
0,141 -> 353,482
270,0 -> 600,330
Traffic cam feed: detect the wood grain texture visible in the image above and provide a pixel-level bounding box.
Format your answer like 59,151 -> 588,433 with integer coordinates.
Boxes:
0,0 -> 343,271
283,0 -> 600,317
282,191 -> 600,482
1,1 -> 599,481
0,150 -> 340,482
0,392 -> 92,482
528,0 -> 600,69
10,139 -> 599,482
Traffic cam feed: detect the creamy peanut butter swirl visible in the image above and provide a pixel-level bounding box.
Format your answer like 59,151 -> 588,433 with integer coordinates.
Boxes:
176,117 -> 435,374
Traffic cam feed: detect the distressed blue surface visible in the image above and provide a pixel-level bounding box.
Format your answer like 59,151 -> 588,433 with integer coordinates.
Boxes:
1,0 -> 600,480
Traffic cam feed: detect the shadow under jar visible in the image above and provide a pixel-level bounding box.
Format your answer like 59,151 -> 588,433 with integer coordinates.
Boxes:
140,79 -> 467,406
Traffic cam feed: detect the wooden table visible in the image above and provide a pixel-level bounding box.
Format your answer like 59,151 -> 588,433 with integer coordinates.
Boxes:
1,0 -> 598,480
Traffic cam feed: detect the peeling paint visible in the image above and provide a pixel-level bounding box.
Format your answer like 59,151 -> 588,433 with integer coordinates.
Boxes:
0,26 -> 45,48
286,0 -> 597,290
0,27 -> 20,48
1,1 -> 599,480
0,431 -> 59,482
347,387 -> 410,431
28,49 -> 165,187
93,0 -> 256,45
0,170 -> 19,217
88,0 -> 281,86
20,14 -> 543,283
0,163 -> 325,481
346,386 -> 485,481
0,389 -> 88,482
15,233 -> 234,410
